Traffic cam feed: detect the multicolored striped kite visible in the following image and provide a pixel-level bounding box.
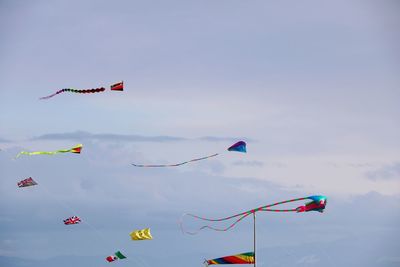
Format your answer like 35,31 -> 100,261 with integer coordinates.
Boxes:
15,144 -> 82,158
131,141 -> 246,167
180,196 -> 327,234
205,252 -> 255,265
17,177 -> 38,187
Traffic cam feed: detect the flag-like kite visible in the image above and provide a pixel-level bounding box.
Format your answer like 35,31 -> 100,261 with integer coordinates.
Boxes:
110,81 -> 124,91
130,228 -> 153,240
17,177 -> 38,187
132,141 -> 246,167
63,216 -> 81,225
205,252 -> 255,265
106,251 -> 127,262
15,144 -> 82,158
180,195 -> 327,234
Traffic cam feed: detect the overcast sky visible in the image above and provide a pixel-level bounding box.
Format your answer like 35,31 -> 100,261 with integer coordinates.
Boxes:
1,1 -> 399,267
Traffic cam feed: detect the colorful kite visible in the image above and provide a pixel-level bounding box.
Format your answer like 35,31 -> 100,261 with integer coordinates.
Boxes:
17,177 -> 38,187
228,141 -> 247,153
130,228 -> 153,240
106,251 -> 127,262
15,144 -> 82,158
205,252 -> 255,265
180,196 -> 327,234
63,216 -> 81,225
132,141 -> 246,167
40,87 -> 106,100
110,81 -> 124,91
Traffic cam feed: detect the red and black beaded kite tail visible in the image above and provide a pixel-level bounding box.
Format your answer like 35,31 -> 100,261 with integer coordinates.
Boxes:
39,87 -> 106,100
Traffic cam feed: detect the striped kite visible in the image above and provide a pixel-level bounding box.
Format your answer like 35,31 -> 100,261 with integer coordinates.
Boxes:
17,177 -> 38,188
132,141 -> 246,168
180,195 -> 327,234
15,144 -> 82,158
205,252 -> 255,265
130,228 -> 153,240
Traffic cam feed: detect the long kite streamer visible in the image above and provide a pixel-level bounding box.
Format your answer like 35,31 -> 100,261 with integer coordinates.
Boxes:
131,141 -> 246,168
15,144 -> 82,158
180,196 -> 327,234
40,87 -> 106,100
205,252 -> 255,265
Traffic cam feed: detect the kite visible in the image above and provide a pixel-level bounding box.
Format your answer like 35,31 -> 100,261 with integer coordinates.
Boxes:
63,216 -> 81,225
39,81 -> 124,100
15,144 -> 82,158
180,195 -> 327,234
130,228 -> 153,240
205,252 -> 255,265
110,81 -> 124,91
106,251 -> 127,262
228,141 -> 247,153
17,177 -> 38,187
132,141 -> 246,167
40,87 -> 106,100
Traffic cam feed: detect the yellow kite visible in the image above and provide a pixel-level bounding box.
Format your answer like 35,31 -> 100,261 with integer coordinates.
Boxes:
130,228 -> 153,240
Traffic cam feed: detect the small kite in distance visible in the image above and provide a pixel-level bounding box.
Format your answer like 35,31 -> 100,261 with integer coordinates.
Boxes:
17,177 -> 38,188
63,216 -> 81,225
227,141 -> 247,153
130,228 -> 153,240
106,251 -> 127,262
15,144 -> 82,158
110,81 -> 123,91
132,141 -> 246,168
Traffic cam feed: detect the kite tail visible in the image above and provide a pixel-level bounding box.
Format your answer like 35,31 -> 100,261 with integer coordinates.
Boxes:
180,197 -> 311,234
39,87 -> 105,100
132,153 -> 219,168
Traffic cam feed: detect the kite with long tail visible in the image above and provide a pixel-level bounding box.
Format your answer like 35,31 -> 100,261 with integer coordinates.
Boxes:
15,144 -> 82,158
180,195 -> 327,234
39,81 -> 123,100
131,141 -> 246,168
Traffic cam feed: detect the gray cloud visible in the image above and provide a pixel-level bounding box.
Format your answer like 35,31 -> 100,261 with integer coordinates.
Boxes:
232,160 -> 264,167
30,131 -> 249,144
366,163 -> 400,181
0,137 -> 10,143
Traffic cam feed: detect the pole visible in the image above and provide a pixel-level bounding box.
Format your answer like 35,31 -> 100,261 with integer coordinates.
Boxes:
253,212 -> 256,267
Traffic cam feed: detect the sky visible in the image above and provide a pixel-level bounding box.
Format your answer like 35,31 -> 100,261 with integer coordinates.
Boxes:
0,1 -> 399,266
